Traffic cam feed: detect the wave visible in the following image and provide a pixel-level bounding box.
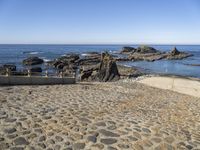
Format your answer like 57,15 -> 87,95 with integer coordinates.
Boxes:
22,51 -> 43,55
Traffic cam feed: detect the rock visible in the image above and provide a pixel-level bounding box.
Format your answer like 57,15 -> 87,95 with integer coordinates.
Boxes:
99,129 -> 120,137
4,128 -> 17,134
166,47 -> 193,60
30,67 -> 42,73
23,57 -> 44,66
73,143 -> 85,149
94,52 -> 120,82
120,47 -> 136,54
136,45 -> 158,54
52,54 -> 79,69
100,138 -> 117,145
0,64 -> 16,75
13,137 -> 29,145
87,135 -> 97,143
117,65 -> 143,78
170,47 -> 180,55
3,64 -> 16,71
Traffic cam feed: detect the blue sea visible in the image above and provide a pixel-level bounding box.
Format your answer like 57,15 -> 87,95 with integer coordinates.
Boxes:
0,44 -> 200,78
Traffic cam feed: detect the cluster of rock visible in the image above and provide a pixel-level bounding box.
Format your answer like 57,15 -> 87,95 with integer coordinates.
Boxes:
0,57 -> 44,76
121,46 -> 193,62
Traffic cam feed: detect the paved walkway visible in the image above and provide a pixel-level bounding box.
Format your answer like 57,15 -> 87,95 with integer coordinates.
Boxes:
138,76 -> 200,98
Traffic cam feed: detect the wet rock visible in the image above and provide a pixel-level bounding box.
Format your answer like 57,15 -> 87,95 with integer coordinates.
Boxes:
14,137 -> 29,145
100,138 -> 117,145
23,57 -> 44,65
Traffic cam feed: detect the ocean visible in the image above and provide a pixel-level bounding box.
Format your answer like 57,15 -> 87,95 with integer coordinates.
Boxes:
0,44 -> 200,78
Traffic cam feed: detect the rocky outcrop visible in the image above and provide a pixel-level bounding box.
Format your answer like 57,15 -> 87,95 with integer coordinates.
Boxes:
120,47 -> 136,54
128,46 -> 193,61
129,52 -> 165,62
23,57 -> 44,66
80,52 -> 120,82
52,54 -> 79,70
93,52 -> 120,82
0,64 -> 17,75
166,47 -> 193,60
135,46 -> 158,54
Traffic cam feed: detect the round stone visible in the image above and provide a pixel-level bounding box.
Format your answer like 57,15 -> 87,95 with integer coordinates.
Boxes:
14,137 -> 29,145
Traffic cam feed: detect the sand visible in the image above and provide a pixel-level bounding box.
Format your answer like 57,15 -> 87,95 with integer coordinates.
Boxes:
0,79 -> 200,149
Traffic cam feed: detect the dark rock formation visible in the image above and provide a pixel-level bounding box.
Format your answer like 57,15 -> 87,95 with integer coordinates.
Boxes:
23,57 -> 44,66
80,52 -> 120,82
128,52 -> 165,62
120,47 -> 136,54
94,52 -> 120,82
170,47 -> 180,55
135,46 -> 158,54
30,67 -> 42,73
128,46 -> 193,61
166,47 -> 193,60
3,64 -> 16,71
0,64 -> 17,75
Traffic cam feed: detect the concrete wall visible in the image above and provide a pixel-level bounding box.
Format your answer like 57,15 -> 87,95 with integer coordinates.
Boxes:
138,76 -> 200,98
0,76 -> 75,85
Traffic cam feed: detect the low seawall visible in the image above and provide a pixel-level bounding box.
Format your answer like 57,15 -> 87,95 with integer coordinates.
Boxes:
138,76 -> 200,98
0,76 -> 76,85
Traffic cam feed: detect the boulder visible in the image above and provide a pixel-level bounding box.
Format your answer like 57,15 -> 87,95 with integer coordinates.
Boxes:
23,57 -> 44,66
120,47 -> 136,54
30,67 -> 42,73
94,52 -> 120,82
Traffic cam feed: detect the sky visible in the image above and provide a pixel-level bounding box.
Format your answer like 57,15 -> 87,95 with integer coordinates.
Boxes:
0,0 -> 200,44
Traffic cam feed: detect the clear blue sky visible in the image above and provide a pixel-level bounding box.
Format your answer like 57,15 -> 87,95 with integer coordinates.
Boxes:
0,0 -> 200,44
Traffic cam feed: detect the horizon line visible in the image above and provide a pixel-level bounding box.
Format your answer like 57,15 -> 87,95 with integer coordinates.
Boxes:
0,43 -> 200,46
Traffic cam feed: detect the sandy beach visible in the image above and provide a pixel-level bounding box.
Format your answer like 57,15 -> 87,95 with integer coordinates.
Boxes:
0,78 -> 200,150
